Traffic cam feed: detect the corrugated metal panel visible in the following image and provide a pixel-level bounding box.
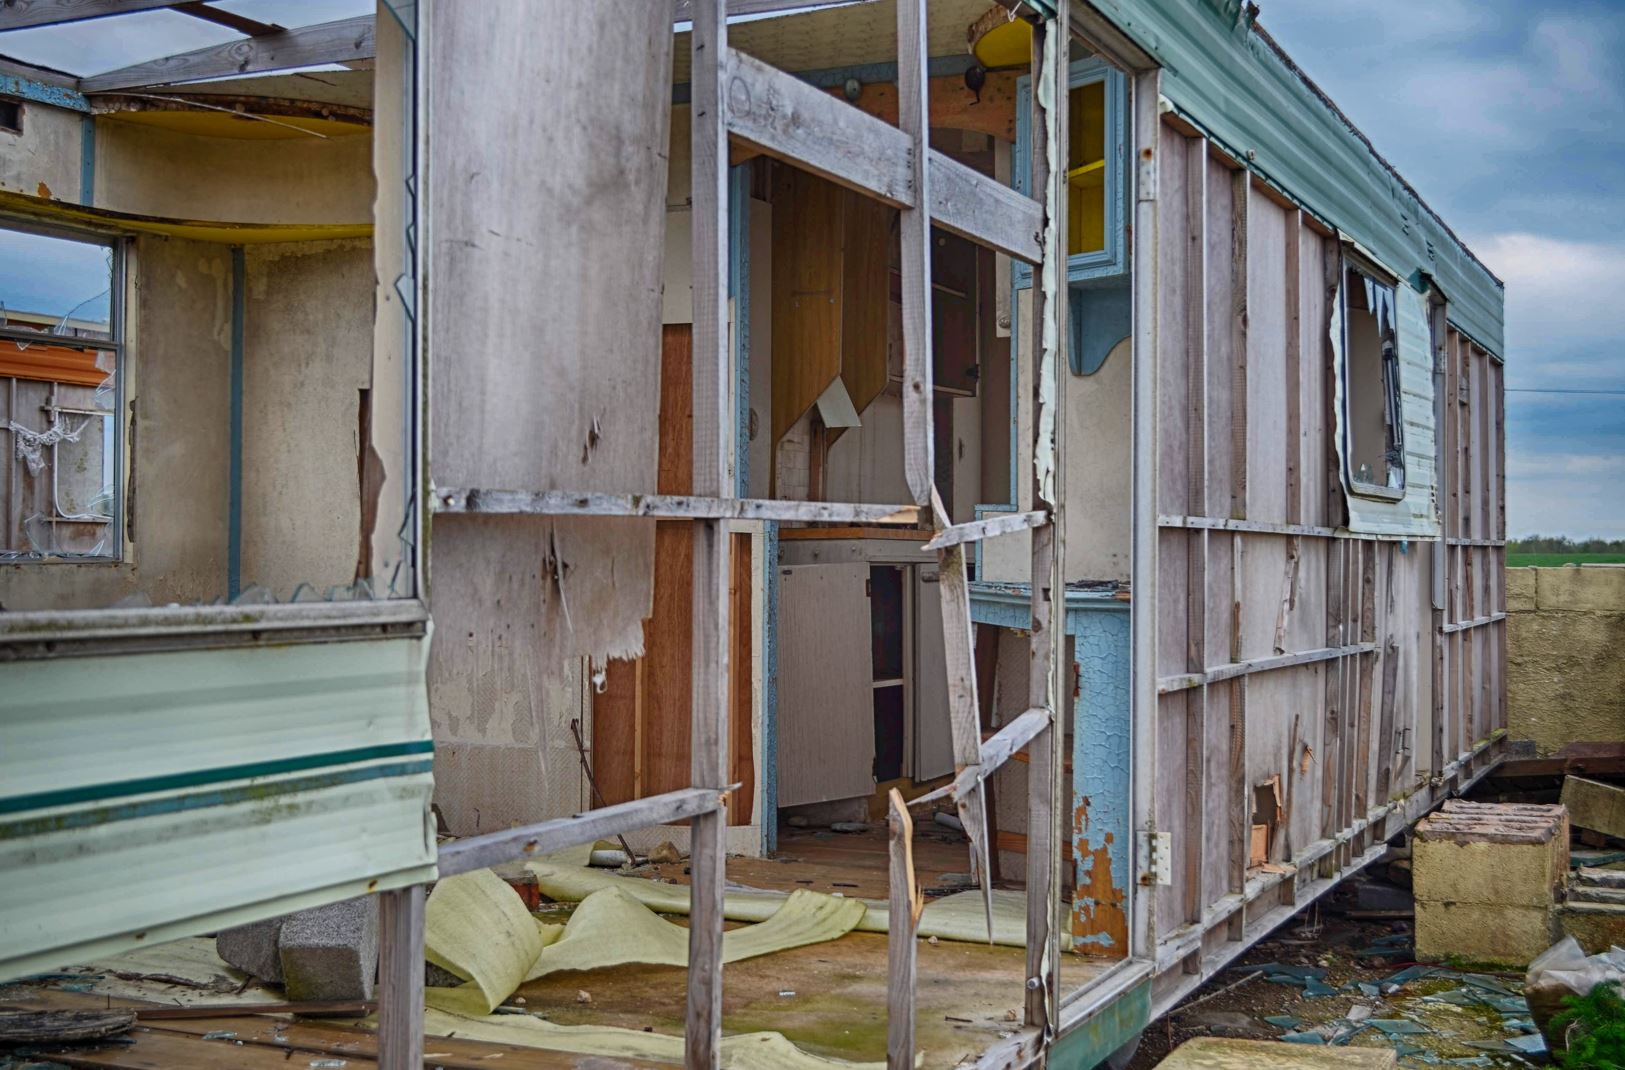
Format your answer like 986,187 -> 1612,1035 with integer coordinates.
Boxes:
1085,0 -> 1505,356
1332,281 -> 1439,538
0,636 -> 435,980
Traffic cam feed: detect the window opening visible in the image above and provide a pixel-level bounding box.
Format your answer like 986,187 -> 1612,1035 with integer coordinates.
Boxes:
1343,260 -> 1406,496
0,98 -> 22,135
1,222 -> 120,561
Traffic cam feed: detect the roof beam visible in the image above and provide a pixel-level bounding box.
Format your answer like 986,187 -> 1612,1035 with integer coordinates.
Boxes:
79,14 -> 373,93
173,2 -> 283,37
671,0 -> 862,22
0,0 -> 187,31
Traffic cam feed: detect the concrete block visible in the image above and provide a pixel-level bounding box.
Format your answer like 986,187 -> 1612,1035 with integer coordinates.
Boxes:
216,917 -> 284,984
278,896 -> 378,1002
1157,1038 -> 1397,1068
1561,776 -> 1625,840
1413,801 -> 1568,966
1559,902 -> 1625,954
1415,901 -> 1559,967
1506,567 -> 1537,613
1535,563 -> 1625,613
1413,801 -> 1568,908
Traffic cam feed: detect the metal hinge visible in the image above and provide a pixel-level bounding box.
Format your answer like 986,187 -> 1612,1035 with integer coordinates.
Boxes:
1140,830 -> 1172,886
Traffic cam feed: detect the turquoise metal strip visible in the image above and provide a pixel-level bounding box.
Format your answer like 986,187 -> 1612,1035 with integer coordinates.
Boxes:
78,116 -> 95,206
0,739 -> 434,816
0,758 -> 434,840
227,246 -> 245,599
729,162 -> 750,497
761,520 -> 779,855
0,73 -> 89,112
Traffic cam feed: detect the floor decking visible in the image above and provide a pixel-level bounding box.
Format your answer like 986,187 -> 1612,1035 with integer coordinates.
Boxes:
7,822 -> 1109,1069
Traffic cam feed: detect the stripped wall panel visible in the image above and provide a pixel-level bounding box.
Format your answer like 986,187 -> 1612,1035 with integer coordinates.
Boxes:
1146,119 -> 1504,999
425,0 -> 672,670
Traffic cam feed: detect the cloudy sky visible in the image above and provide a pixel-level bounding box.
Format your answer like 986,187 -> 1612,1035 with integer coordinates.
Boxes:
3,1 -> 1617,535
1259,0 -> 1625,538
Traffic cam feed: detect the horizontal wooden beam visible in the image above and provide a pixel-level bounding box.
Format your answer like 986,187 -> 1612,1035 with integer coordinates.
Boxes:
672,0 -> 843,21
436,787 -> 724,878
79,14 -> 373,93
1440,612 -> 1506,635
0,0 -> 182,31
912,708 -> 1050,808
1159,514 -> 1339,539
174,2 -> 283,37
928,148 -> 1044,264
721,46 -> 1044,264
432,488 -> 922,526
1157,642 -> 1376,694
1446,538 -> 1505,548
924,510 -> 1045,550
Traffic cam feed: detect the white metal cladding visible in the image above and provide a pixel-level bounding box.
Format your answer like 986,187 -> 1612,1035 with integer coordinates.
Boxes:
1332,279 -> 1440,538
0,635 -> 436,980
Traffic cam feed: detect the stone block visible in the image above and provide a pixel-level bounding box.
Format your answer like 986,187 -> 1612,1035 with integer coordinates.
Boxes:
216,917 -> 284,984
278,896 -> 379,1002
1157,1038 -> 1396,1069
1535,563 -> 1625,613
1413,801 -> 1567,909
1560,902 -> 1625,954
1415,900 -> 1559,967
1506,567 -> 1537,613
1413,801 -> 1567,966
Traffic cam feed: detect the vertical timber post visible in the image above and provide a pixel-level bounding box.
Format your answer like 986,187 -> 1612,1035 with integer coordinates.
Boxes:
376,884 -> 425,1070
886,789 -> 921,1069
688,0 -> 731,1066
1129,66 -> 1162,960
1025,0 -> 1068,1035
896,0 -> 934,507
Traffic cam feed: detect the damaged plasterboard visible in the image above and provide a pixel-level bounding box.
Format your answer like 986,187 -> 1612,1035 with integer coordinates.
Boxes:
426,1 -> 673,670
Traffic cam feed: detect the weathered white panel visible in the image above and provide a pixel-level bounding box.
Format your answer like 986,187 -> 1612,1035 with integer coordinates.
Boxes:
426,0 -> 673,667
775,563 -> 874,806
0,101 -> 82,203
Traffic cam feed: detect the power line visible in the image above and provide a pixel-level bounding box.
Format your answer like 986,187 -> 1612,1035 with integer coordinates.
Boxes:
1506,387 -> 1625,397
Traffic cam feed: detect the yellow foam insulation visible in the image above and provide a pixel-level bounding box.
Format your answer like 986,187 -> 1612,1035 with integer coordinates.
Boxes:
423,868 -> 560,1012
526,861 -> 1061,949
421,1007 -> 887,1070
522,885 -> 865,980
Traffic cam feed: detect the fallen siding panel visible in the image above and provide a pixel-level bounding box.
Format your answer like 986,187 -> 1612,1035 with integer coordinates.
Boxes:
0,636 -> 435,980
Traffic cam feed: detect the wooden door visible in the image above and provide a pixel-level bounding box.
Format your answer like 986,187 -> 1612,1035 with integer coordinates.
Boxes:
776,563 -> 875,807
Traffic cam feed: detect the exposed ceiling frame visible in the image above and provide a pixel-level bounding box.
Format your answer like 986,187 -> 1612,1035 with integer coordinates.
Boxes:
79,13 -> 372,93
0,0 -> 188,32
173,1 -> 284,37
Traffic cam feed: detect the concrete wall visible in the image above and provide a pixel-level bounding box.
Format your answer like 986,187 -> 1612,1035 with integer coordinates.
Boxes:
1507,566 -> 1625,754
0,101 -> 83,204
0,237 -> 231,610
240,240 -> 373,599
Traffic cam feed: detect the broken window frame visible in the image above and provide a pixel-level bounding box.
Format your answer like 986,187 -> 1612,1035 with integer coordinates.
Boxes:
0,216 -> 126,564
1339,247 -> 1407,501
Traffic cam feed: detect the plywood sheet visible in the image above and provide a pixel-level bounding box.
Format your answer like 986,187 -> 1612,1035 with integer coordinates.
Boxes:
426,0 -> 671,668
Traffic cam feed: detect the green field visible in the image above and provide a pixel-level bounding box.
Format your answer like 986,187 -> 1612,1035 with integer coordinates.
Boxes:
1506,552 -> 1625,567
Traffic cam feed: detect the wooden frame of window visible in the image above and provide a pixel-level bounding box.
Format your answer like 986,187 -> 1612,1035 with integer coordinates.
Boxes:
1339,247 -> 1407,501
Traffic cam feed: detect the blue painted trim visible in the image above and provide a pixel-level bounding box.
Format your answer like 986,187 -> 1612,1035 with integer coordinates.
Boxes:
1013,58 -> 1129,291
1071,608 -> 1131,952
761,521 -> 779,855
1049,978 -> 1150,1069
0,73 -> 89,113
672,54 -> 976,105
227,246 -> 245,601
729,163 -> 750,498
0,759 -> 434,841
1070,278 -> 1131,376
77,116 -> 95,206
